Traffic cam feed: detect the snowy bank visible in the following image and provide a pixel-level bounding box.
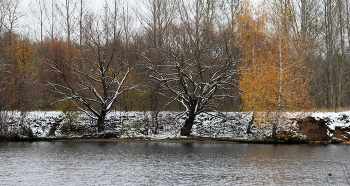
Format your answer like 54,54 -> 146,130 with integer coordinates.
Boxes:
0,110 -> 350,142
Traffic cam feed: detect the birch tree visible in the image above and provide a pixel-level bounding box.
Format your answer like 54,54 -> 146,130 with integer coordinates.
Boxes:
238,2 -> 313,137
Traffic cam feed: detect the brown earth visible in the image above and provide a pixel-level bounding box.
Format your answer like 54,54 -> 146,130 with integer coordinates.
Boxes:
297,116 -> 330,142
330,127 -> 350,141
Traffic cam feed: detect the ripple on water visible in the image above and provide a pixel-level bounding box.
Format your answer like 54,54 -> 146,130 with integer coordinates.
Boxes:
0,142 -> 349,185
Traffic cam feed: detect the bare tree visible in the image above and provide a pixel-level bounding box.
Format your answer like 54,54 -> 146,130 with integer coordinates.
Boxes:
219,0 -> 243,31
29,0 -> 47,43
42,0 -> 58,41
135,0 -> 178,133
0,0 -> 9,36
138,0 -> 177,48
55,0 -> 78,42
46,10 -> 136,132
295,0 -> 350,111
2,0 -> 22,40
144,0 -> 238,136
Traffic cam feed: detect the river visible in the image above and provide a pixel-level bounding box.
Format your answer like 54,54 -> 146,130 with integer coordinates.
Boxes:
0,141 -> 349,185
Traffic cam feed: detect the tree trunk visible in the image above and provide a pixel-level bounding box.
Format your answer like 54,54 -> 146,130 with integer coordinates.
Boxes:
97,114 -> 106,133
180,111 -> 196,136
247,112 -> 254,134
152,110 -> 160,134
272,123 -> 277,139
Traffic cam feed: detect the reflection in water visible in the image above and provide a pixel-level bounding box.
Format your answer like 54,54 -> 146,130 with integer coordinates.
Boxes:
0,142 -> 349,185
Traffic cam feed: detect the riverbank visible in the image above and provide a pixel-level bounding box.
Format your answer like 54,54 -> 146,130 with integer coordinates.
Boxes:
54,138 -> 241,143
1,110 -> 350,144
0,136 -> 342,144
54,138 -> 350,144
1,132 -> 348,144
2,137 -> 349,145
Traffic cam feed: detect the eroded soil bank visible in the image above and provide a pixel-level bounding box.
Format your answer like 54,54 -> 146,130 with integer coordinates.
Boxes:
297,116 -> 350,143
297,116 -> 330,142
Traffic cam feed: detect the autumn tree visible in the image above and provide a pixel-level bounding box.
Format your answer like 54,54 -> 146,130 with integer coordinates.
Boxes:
237,2 -> 313,137
3,38 -> 39,111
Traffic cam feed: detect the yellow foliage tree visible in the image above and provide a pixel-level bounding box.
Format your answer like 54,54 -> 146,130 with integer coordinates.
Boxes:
237,2 -> 313,137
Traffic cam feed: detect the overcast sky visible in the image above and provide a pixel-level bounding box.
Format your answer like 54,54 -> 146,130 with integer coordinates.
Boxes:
17,0 -> 264,41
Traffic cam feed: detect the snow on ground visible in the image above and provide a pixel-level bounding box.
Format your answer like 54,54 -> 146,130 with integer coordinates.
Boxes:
1,110 -> 350,141
312,111 -> 350,131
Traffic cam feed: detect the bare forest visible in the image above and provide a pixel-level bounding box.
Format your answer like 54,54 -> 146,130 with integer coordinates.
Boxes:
0,0 -> 349,135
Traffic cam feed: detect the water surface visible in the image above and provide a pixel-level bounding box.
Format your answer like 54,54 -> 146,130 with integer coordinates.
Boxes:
1,141 -> 349,185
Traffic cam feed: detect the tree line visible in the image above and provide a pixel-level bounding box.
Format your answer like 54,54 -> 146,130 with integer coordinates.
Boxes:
0,0 -> 349,135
